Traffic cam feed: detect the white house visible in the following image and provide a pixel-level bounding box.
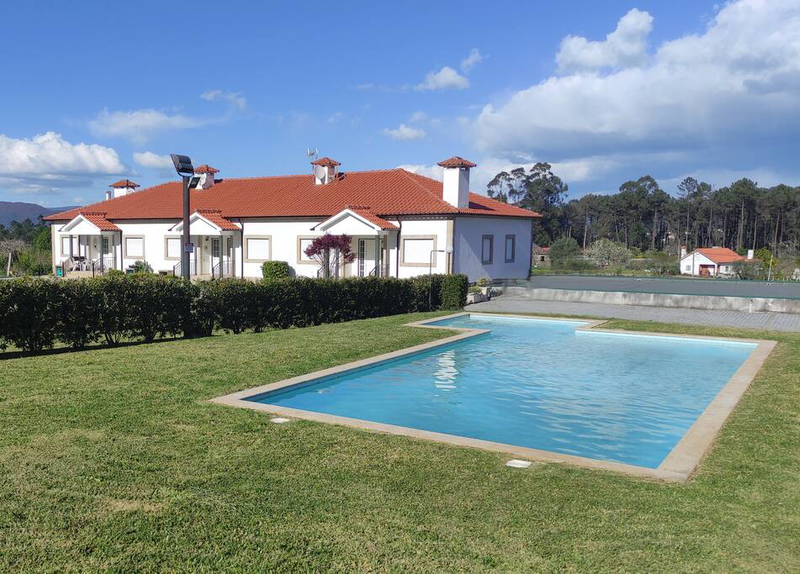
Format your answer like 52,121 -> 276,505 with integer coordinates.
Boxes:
45,156 -> 540,282
679,246 -> 750,277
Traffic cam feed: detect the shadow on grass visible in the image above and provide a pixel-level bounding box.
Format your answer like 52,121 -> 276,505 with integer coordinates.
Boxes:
0,335 -> 199,361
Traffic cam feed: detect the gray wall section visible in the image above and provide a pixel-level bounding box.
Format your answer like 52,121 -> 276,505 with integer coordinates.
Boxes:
454,216 -> 532,281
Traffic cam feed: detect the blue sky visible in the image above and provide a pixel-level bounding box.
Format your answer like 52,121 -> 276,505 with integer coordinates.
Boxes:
1,0 -> 798,207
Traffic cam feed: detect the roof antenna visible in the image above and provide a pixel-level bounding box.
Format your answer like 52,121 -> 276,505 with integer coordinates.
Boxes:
306,148 -> 318,163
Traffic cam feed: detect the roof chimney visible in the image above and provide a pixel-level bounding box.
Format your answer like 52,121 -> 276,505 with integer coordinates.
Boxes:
311,157 -> 340,185
107,179 -> 139,199
438,156 -> 476,209
193,165 -> 219,190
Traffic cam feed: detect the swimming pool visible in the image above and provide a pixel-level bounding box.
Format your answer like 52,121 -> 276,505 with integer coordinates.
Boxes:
236,314 -> 764,473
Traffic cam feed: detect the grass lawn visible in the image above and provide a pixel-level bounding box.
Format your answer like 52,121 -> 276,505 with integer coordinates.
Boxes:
1,312 -> 798,572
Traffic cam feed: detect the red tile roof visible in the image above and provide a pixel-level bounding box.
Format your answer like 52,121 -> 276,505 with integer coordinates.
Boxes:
310,157 -> 341,167
689,247 -> 745,264
437,156 -> 477,168
195,209 -> 240,231
195,165 -> 219,174
346,207 -> 398,230
80,212 -> 121,231
44,169 -> 540,223
109,179 -> 139,188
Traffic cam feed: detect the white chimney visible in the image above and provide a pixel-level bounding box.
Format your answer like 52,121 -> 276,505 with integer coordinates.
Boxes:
311,157 -> 340,185
108,179 -> 139,199
680,245 -> 687,258
438,156 -> 476,209
194,165 -> 219,190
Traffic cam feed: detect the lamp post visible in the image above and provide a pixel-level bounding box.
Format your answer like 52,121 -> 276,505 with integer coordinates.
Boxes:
170,154 -> 195,281
429,246 -> 454,310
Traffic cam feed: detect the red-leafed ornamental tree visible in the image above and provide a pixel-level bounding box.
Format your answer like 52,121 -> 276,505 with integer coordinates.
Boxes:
304,234 -> 356,278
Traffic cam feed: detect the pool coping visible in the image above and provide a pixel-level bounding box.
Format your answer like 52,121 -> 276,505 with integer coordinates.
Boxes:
210,312 -> 777,483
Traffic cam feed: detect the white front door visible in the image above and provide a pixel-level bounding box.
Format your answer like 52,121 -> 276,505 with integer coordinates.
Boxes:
358,238 -> 376,276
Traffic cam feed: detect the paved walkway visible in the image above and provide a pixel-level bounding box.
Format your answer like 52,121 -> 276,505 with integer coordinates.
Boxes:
467,296 -> 800,332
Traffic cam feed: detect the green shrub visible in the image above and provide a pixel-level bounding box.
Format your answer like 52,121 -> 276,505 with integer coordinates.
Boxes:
130,260 -> 153,274
261,261 -> 292,280
549,237 -> 580,266
58,279 -> 102,349
0,273 -> 469,355
440,274 -> 468,310
14,247 -> 51,276
0,278 -> 61,352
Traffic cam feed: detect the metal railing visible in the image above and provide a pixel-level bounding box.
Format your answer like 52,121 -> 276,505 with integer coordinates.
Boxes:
211,259 -> 232,278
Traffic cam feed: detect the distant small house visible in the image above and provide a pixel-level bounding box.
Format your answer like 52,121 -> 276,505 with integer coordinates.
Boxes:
533,245 -> 550,268
679,246 -> 750,277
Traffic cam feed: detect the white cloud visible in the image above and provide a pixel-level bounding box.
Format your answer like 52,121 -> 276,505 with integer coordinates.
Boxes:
557,9 -> 653,72
200,89 -> 247,111
397,164 -> 442,180
133,151 -> 173,169
0,132 -> 124,176
416,66 -> 469,91
89,108 -> 206,144
327,111 -> 343,123
0,132 -> 125,197
472,0 -> 800,182
461,48 -> 484,72
383,123 -> 426,141
409,111 -> 428,122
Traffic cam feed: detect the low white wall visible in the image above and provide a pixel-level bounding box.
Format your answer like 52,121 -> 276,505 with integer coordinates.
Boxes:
396,218 -> 450,279
454,216 -> 532,281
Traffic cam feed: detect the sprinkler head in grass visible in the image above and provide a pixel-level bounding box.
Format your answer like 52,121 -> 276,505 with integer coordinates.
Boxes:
505,459 -> 531,469
270,417 -> 291,424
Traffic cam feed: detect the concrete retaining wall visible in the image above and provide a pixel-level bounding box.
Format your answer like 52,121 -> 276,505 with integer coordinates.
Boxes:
506,287 -> 800,314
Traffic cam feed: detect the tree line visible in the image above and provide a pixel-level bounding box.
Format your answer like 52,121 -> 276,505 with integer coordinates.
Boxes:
487,164 -> 800,257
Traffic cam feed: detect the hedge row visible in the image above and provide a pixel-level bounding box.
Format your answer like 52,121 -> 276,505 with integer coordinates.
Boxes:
0,273 -> 468,352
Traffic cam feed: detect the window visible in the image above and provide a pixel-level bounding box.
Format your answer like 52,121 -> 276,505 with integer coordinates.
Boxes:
124,236 -> 145,259
297,237 -> 316,263
245,237 -> 271,262
505,234 -> 516,263
685,264 -> 691,271
102,236 -> 111,255
481,235 -> 494,264
61,236 -> 73,256
165,237 -> 181,259
401,236 -> 436,266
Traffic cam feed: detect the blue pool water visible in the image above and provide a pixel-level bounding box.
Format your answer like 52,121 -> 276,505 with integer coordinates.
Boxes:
248,315 -> 756,468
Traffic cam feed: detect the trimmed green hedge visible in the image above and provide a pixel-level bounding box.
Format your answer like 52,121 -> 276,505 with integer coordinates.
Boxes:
0,273 -> 468,353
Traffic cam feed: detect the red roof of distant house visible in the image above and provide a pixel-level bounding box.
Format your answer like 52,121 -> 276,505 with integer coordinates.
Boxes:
310,157 -> 341,167
80,212 -> 120,231
688,247 -> 745,264
44,168 -> 540,223
195,165 -> 219,174
195,209 -> 239,231
110,179 -> 139,188
437,156 -> 477,168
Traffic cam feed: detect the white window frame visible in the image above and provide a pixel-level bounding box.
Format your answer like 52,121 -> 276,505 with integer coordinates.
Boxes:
123,236 -> 145,260
296,236 -> 318,265
400,235 -> 437,267
244,236 -> 272,263
164,236 -> 181,260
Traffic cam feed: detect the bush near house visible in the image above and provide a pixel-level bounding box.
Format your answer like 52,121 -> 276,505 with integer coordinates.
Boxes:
261,260 -> 292,280
0,274 -> 469,353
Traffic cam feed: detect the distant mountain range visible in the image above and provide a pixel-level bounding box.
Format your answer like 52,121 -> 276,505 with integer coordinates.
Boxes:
0,201 -> 78,226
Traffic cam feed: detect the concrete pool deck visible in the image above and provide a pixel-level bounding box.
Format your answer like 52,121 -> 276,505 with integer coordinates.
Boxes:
468,297 -> 800,332
211,313 -> 776,483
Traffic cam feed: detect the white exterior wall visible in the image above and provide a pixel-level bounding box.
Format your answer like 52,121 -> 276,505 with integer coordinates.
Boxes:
396,218 -> 450,278
239,219 -> 324,278
454,216 -> 532,281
